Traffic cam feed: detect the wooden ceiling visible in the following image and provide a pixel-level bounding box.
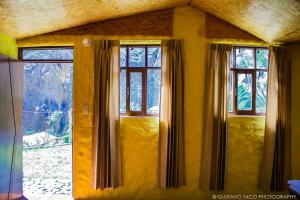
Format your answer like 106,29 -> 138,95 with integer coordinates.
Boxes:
0,0 -> 188,39
191,0 -> 300,43
1,0 -> 300,43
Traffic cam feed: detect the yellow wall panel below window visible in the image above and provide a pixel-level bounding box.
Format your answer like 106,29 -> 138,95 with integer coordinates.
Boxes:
227,116 -> 265,192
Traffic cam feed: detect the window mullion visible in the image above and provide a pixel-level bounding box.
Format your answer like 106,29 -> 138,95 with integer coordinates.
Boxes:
143,47 -> 148,115
143,69 -> 147,115
252,70 -> 256,115
232,70 -> 236,114
233,47 -> 237,114
234,70 -> 238,113
126,47 -> 130,114
253,48 -> 257,114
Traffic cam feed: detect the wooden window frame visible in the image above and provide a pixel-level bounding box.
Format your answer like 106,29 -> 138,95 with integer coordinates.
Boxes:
19,46 -> 74,63
120,45 -> 161,116
230,46 -> 269,115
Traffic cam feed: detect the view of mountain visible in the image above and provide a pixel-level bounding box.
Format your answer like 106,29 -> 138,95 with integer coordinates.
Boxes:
23,49 -> 73,137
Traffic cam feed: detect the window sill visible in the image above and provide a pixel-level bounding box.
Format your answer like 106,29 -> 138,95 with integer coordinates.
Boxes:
120,115 -> 159,119
228,114 -> 265,118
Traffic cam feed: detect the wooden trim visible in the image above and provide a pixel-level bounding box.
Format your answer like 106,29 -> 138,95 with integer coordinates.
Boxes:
121,44 -> 159,47
232,47 -> 236,113
234,67 -> 238,113
19,46 -> 73,50
19,46 -> 74,62
126,47 -> 130,113
253,49 -> 257,114
21,59 -> 74,63
143,47 -> 148,114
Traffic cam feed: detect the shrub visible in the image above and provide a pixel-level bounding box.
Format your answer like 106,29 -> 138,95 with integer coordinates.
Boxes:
46,111 -> 63,137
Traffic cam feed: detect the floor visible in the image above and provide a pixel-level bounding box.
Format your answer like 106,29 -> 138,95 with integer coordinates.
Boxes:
23,144 -> 72,199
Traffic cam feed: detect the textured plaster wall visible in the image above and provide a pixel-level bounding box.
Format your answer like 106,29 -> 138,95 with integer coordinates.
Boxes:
72,39 -> 94,198
227,116 -> 265,193
173,4 -> 206,193
74,6 -> 209,200
15,5 -> 294,199
18,7 -> 209,199
75,7 -> 268,198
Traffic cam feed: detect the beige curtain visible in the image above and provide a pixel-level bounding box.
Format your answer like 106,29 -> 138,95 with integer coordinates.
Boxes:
200,44 -> 232,191
159,40 -> 185,188
259,46 -> 291,191
92,40 -> 121,189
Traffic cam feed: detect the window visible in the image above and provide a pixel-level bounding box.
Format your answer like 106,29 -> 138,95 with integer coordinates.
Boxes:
120,45 -> 161,116
229,47 -> 269,115
20,47 -> 73,197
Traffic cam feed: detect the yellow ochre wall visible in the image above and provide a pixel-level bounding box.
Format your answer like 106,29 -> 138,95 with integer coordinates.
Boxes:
16,6 -> 300,200
74,6 -> 209,200
227,116 -> 265,193
76,7 -> 266,199
0,32 -> 18,59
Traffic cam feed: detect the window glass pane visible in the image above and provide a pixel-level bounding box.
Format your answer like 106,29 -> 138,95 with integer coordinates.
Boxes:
22,49 -> 73,60
148,47 -> 161,67
228,71 -> 233,112
256,71 -> 268,113
129,47 -> 145,67
23,61 -> 73,196
147,69 -> 161,114
237,73 -> 252,110
230,49 -> 234,68
236,48 -> 254,69
130,72 -> 142,111
120,69 -> 126,113
120,47 -> 127,67
256,49 -> 269,69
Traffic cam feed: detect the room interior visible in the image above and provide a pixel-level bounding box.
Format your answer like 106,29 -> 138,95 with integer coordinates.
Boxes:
0,0 -> 300,200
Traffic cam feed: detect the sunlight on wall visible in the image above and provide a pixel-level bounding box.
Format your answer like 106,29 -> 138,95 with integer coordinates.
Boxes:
71,7 -> 266,199
15,5 -> 300,200
72,6 -> 210,200
0,32 -> 18,59
227,116 -> 265,192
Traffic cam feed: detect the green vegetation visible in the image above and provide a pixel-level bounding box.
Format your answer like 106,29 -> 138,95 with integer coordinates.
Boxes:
229,48 -> 269,113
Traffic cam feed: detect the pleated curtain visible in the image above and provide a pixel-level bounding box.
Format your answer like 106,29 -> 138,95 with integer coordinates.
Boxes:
200,44 -> 232,191
259,46 -> 291,191
92,40 -> 121,189
159,40 -> 185,188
